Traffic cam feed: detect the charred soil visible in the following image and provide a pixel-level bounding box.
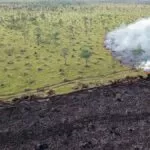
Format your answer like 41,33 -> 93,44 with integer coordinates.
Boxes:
0,76 -> 150,150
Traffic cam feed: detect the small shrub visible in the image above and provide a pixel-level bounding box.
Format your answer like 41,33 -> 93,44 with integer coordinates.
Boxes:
47,89 -> 55,96
73,82 -> 89,90
37,68 -> 43,72
20,49 -> 26,53
24,88 -> 32,92
78,71 -> 83,74
59,68 -> 64,72
63,78 -> 70,82
37,87 -> 45,92
29,80 -> 36,85
7,61 -> 14,64
4,68 -> 7,72
43,57 -> 48,61
23,72 -> 29,76
0,83 -> 4,87
25,56 -> 30,59
80,83 -> 89,89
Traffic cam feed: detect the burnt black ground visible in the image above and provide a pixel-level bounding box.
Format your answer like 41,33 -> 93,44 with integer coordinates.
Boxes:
0,76 -> 150,150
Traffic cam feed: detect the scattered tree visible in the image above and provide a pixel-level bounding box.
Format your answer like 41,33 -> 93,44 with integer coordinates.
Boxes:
22,27 -> 29,44
61,48 -> 69,65
35,27 -> 42,45
40,13 -> 46,20
80,47 -> 92,67
51,31 -> 60,45
83,16 -> 88,35
132,45 -> 145,65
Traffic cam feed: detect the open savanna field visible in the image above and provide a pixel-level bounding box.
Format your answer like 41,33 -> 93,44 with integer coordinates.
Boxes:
0,3 -> 149,100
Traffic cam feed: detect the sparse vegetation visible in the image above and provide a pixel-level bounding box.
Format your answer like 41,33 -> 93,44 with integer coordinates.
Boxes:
0,1 -> 149,99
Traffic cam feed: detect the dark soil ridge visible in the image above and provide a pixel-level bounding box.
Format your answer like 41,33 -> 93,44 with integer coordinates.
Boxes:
0,76 -> 150,150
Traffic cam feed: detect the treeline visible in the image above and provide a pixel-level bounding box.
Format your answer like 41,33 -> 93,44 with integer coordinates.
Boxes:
0,0 -> 150,7
0,0 -> 149,11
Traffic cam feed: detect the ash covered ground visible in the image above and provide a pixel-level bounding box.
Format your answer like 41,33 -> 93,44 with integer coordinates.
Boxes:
0,76 -> 150,150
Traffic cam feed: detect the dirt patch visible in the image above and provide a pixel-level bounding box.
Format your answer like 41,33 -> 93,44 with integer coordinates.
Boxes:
0,76 -> 150,150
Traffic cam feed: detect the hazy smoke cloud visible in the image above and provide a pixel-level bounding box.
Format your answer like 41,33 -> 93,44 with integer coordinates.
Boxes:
104,18 -> 150,72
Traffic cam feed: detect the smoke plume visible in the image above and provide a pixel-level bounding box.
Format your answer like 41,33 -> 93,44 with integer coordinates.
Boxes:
104,18 -> 150,72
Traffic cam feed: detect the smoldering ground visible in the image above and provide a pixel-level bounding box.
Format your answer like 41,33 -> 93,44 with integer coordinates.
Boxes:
104,18 -> 150,71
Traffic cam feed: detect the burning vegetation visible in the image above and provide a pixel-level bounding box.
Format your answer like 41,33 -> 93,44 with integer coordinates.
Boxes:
105,18 -> 150,73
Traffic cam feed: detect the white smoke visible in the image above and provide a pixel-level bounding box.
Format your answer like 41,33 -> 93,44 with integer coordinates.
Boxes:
104,18 -> 150,72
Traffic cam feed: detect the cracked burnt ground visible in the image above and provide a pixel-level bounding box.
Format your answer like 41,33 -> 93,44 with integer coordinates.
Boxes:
0,76 -> 150,150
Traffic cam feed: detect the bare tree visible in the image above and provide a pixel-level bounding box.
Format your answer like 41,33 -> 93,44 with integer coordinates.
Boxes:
61,48 -> 69,65
35,27 -> 42,45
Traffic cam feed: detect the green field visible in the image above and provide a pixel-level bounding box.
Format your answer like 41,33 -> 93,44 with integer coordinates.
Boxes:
0,3 -> 149,99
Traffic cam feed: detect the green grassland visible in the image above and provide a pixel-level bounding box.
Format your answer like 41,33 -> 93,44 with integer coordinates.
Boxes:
0,4 -> 149,99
